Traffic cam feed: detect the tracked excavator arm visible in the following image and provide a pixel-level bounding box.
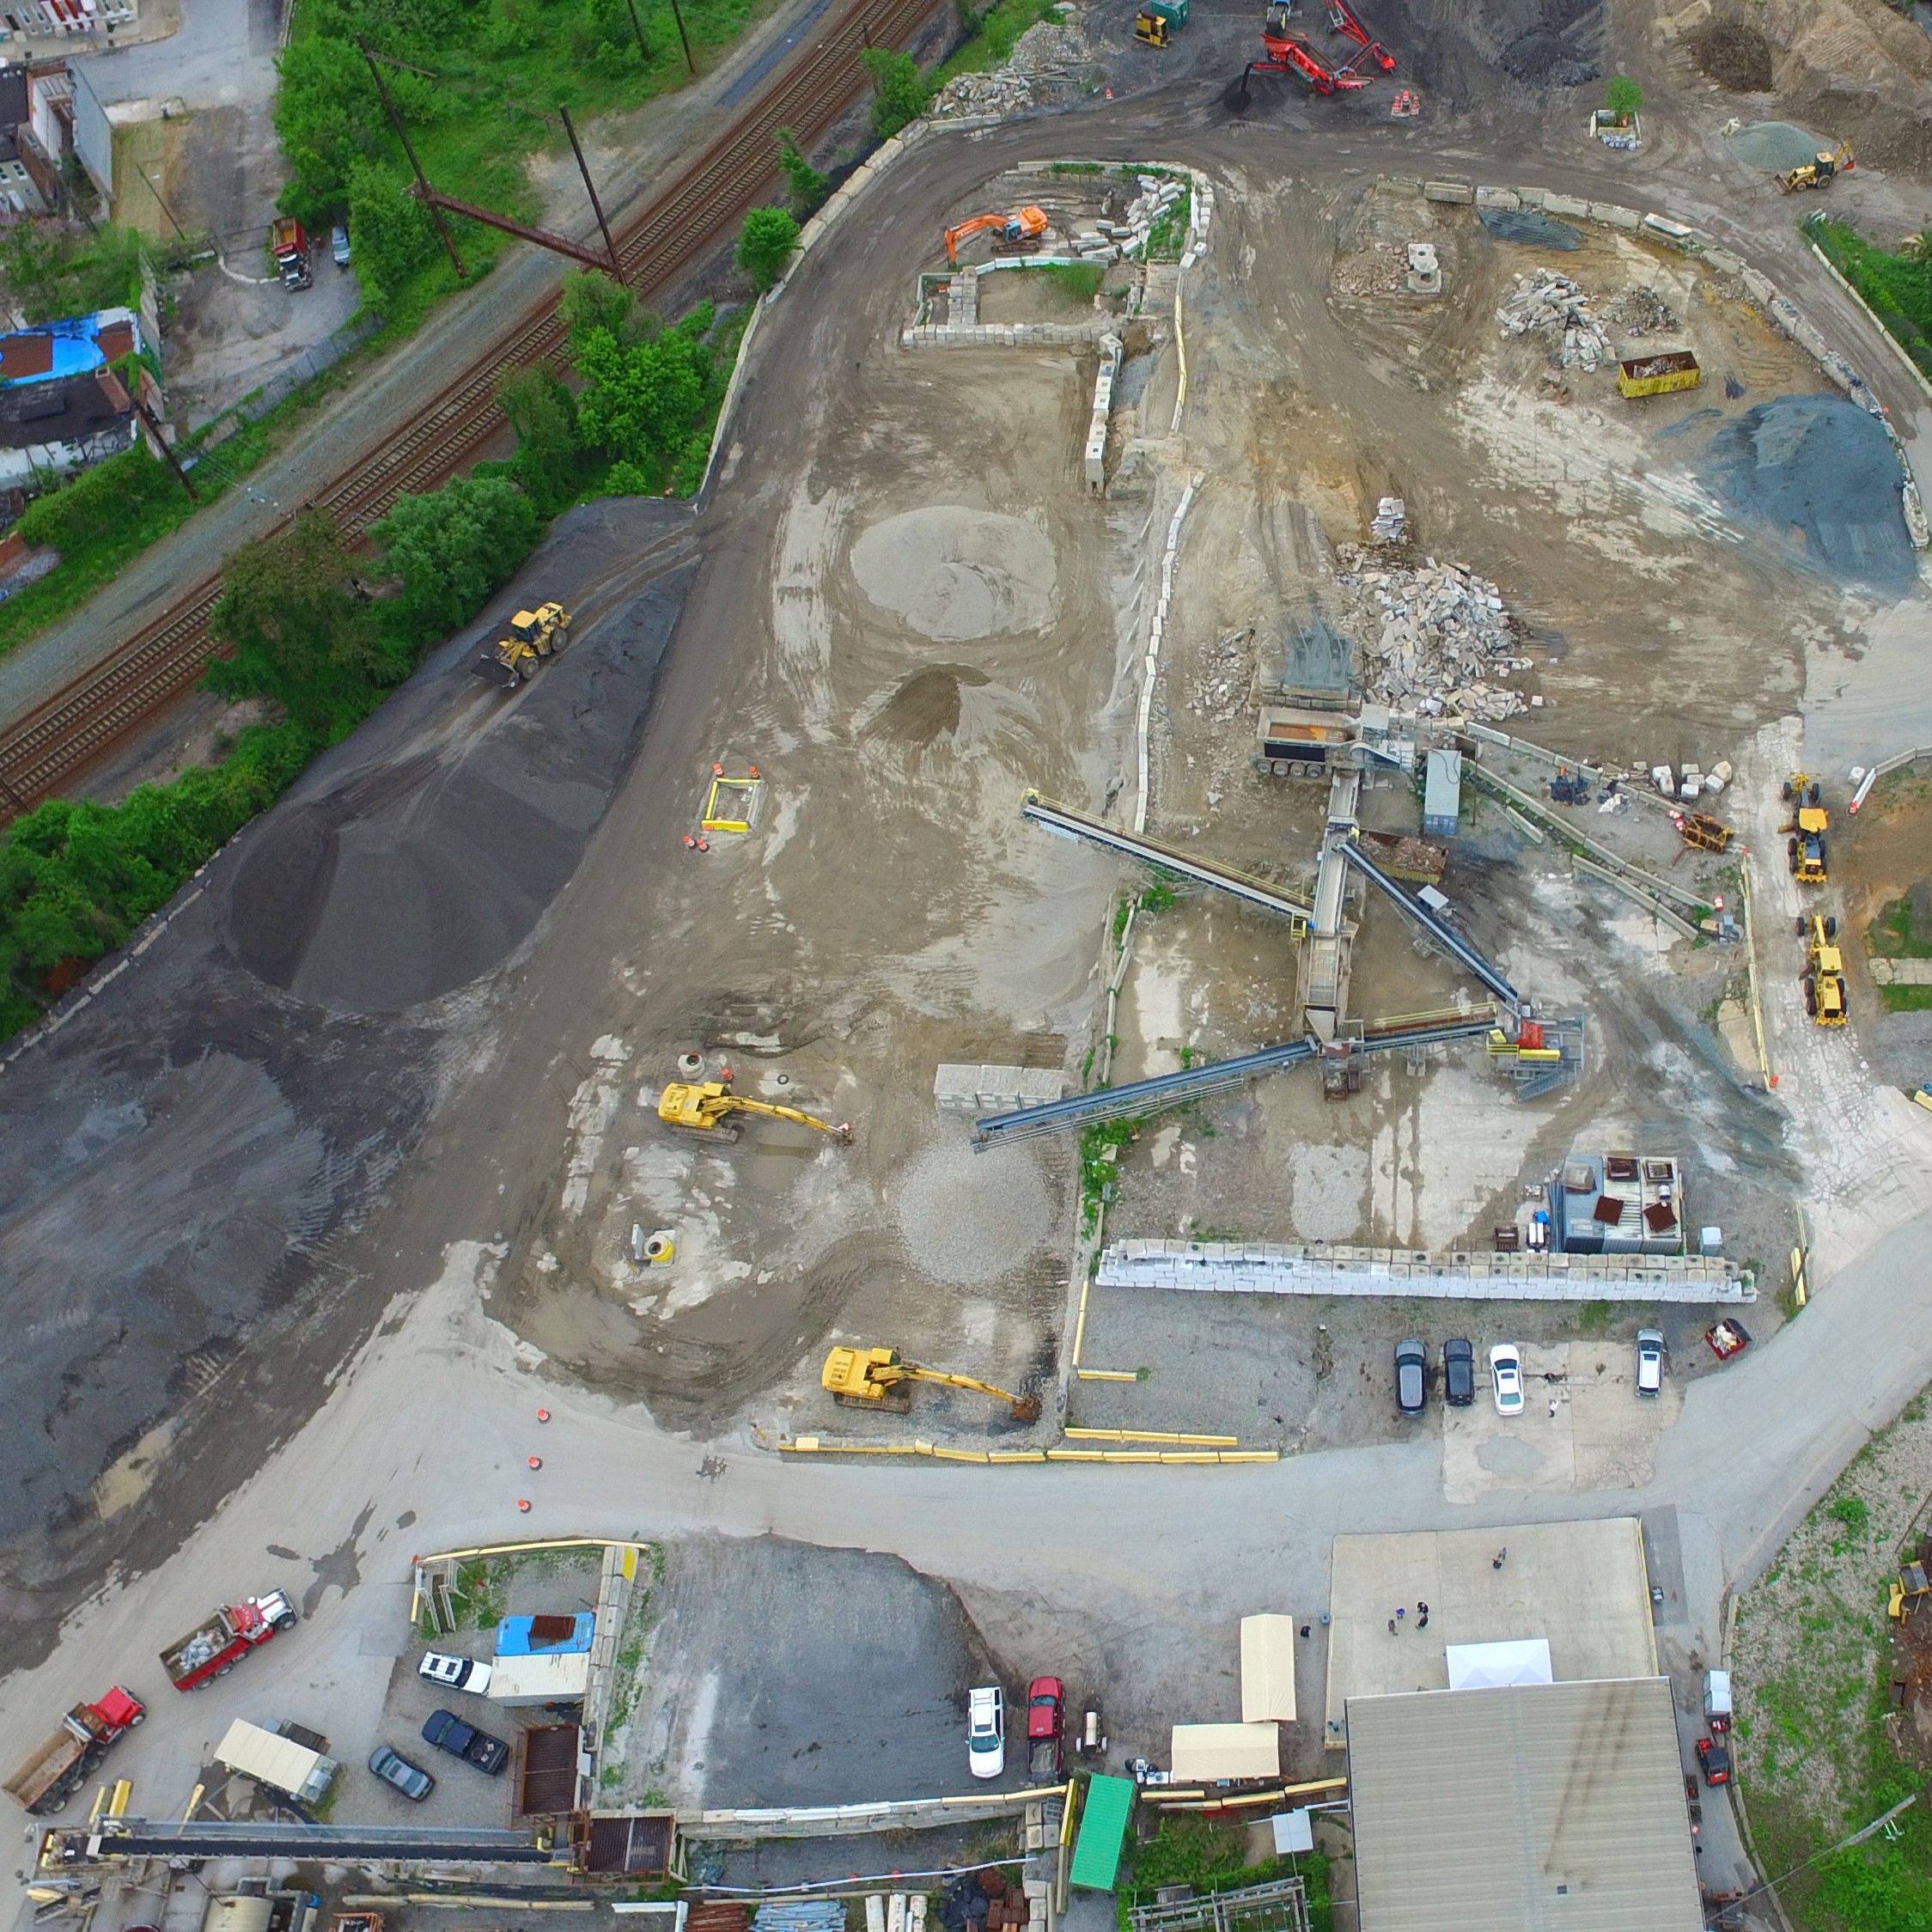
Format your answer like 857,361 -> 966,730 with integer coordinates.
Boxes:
658,1081 -> 854,1143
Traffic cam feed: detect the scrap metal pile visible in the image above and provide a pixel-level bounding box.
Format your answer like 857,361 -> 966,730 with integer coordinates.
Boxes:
1496,269 -> 1610,370
1332,548 -> 1536,722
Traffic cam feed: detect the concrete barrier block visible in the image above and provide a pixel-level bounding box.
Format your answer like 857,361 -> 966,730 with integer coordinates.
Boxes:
1589,203 -> 1643,230
1643,212 -> 1692,240
1742,268 -> 1779,305
1475,186 -> 1521,210
1543,192 -> 1589,218
1424,180 -> 1473,204
1704,247 -> 1743,275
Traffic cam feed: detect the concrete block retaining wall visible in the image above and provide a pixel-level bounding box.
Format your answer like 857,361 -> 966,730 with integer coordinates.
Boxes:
1098,1237 -> 1754,1303
934,1063 -> 1067,1112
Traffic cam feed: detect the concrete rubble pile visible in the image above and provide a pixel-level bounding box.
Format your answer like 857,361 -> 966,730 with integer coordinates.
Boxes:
929,15 -> 1096,119
1070,174 -> 1186,264
1496,269 -> 1609,371
1187,627 -> 1252,726
1333,547 -> 1535,722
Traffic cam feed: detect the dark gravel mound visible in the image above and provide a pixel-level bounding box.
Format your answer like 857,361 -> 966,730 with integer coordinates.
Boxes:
1685,17 -> 1775,90
228,557 -> 696,1013
1480,208 -> 1586,248
1693,393 -> 1917,593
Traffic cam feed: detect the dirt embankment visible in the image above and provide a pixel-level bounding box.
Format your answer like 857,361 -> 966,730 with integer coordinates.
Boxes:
1661,0 -> 1932,174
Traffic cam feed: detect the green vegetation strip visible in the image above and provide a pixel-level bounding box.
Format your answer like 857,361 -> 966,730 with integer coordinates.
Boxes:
0,274 -> 745,1045
933,0 -> 1059,83
1807,215 -> 1932,386
1734,1388 -> 1932,1930
1115,1814 -> 1333,1932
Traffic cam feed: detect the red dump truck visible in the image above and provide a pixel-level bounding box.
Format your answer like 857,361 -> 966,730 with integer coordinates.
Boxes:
4,1686 -> 145,1814
161,1591 -> 298,1691
270,216 -> 313,291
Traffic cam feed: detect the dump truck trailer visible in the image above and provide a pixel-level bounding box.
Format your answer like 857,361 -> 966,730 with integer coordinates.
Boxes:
162,1592 -> 297,1691
4,1687 -> 144,1814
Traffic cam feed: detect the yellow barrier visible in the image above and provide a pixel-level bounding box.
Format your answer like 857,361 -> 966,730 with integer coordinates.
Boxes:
1075,1368 -> 1139,1382
700,773 -> 763,833
1064,1427 -> 1239,1446
781,1440 -> 1279,1466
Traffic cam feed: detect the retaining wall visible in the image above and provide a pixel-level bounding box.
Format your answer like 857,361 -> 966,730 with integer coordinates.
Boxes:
1098,1237 -> 1753,1303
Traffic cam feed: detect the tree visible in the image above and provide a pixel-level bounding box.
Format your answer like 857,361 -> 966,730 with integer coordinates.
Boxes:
860,46 -> 931,140
776,127 -> 828,216
370,474 -> 543,635
273,34 -> 418,228
735,205 -> 799,293
1604,75 -> 1643,122
345,161 -> 440,308
573,317 -> 713,479
204,511 -> 399,738
496,366 -> 588,515
559,267 -> 637,349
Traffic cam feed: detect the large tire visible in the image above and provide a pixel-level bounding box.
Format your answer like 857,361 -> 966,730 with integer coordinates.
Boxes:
1803,979 -> 1818,1016
1798,915 -> 1809,937
1825,915 -> 1838,940
1809,783 -> 1822,807
1788,838 -> 1799,872
1782,779 -> 1794,801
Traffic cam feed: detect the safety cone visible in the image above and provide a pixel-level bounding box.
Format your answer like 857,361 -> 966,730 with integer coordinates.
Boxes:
528,1455 -> 543,1470
516,1498 -> 532,1513
536,1408 -> 552,1423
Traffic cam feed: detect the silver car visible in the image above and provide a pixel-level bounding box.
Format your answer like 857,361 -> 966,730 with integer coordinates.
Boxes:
1635,1328 -> 1666,1396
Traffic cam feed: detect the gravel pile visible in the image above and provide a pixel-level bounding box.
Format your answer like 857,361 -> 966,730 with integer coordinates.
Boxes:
1478,207 -> 1585,250
1496,270 -> 1608,369
1721,119 -> 1827,171
1697,393 -> 1917,593
1333,549 -> 1535,721
894,1138 -> 1052,1286
1600,286 -> 1680,338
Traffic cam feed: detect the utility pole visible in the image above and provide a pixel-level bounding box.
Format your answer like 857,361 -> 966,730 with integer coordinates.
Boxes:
357,34 -> 466,281
623,0 -> 650,62
668,0 -> 696,75
558,105 -> 622,281
128,387 -> 198,501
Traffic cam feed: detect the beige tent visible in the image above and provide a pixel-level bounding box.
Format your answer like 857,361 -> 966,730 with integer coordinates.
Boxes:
1240,1614 -> 1298,1722
1170,1722 -> 1281,1781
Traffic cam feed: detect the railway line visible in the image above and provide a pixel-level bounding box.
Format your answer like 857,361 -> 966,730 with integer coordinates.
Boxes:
0,0 -> 939,817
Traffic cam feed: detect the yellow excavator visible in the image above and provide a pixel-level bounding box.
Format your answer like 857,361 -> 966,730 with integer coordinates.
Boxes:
1778,142 -> 1853,193
657,1078 -> 853,1143
822,1346 -> 1042,1422
944,205 -> 1048,266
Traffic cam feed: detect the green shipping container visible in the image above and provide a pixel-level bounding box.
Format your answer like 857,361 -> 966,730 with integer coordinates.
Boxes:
1147,0 -> 1190,24
1069,1773 -> 1136,1891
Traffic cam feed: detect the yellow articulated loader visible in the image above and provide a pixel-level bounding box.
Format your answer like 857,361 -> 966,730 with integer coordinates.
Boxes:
822,1346 -> 1041,1423
478,601 -> 572,690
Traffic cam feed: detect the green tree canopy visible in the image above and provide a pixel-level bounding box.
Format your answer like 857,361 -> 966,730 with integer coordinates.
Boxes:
371,472 -> 543,634
495,366 -> 588,515
345,161 -> 441,308
776,127 -> 828,216
734,205 -> 799,293
860,47 -> 931,140
559,267 -> 641,349
1604,75 -> 1643,120
204,511 -> 399,738
574,315 -> 713,475
271,34 -> 418,226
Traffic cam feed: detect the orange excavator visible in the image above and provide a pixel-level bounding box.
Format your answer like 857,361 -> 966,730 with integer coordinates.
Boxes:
944,205 -> 1048,266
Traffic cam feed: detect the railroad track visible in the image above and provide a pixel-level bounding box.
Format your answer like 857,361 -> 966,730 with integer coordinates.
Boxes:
0,0 -> 938,816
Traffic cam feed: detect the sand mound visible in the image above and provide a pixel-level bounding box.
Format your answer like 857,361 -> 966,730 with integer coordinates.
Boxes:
1692,394 -> 1917,593
850,507 -> 1057,643
227,560 -> 694,1014
893,1138 -> 1052,1286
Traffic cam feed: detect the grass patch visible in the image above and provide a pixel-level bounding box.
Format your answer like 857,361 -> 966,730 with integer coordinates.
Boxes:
1881,984 -> 1932,1013
1115,1817 -> 1330,1932
1079,1118 -> 1134,1233
933,0 -> 1058,82
1807,215 -> 1932,384
1575,1300 -> 1617,1337
1869,888 -> 1932,960
1044,261 -> 1105,304
1145,183 -> 1192,263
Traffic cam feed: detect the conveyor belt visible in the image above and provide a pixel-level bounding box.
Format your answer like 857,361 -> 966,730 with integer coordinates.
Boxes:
1338,839 -> 1522,1010
1022,793 -> 1313,930
50,1819 -> 551,1862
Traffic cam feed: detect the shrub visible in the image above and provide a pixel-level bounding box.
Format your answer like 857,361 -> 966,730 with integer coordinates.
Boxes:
860,46 -> 931,139
371,473 -> 543,636
1604,75 -> 1643,120
734,205 -> 800,292
775,127 -> 828,216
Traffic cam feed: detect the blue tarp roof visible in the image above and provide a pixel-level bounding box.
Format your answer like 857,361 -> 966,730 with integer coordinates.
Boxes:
496,1612 -> 594,1655
0,309 -> 142,390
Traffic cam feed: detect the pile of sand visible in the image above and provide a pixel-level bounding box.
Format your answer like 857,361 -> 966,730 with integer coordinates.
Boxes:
893,1137 -> 1052,1286
850,508 -> 1057,643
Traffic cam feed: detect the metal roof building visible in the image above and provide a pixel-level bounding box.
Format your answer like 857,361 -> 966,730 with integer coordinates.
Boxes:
1346,1677 -> 1702,1932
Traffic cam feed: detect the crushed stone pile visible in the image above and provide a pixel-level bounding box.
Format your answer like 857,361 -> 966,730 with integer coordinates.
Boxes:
1186,627 -> 1252,726
1068,173 -> 1185,263
1496,269 -> 1609,370
929,13 -> 1096,119
1600,286 -> 1680,338
1333,548 -> 1536,722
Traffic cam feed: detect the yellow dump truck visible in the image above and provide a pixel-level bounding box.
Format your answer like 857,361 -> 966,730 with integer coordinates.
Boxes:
1618,350 -> 1701,399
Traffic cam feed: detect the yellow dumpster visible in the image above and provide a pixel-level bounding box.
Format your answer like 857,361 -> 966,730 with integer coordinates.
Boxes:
1618,350 -> 1701,398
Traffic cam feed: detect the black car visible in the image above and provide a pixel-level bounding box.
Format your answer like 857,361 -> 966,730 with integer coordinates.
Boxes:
1443,1338 -> 1476,1406
1395,1338 -> 1427,1415
422,1707 -> 510,1775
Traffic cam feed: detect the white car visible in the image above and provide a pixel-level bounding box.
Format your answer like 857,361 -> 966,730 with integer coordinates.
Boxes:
967,1684 -> 1005,1780
1636,1328 -> 1666,1396
1490,1343 -> 1525,1417
418,1651 -> 493,1694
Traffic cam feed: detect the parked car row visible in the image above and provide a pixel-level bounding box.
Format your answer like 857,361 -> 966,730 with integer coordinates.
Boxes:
364,1651 -> 514,1803
966,1675 -> 1071,1782
1394,1330 -> 1669,1416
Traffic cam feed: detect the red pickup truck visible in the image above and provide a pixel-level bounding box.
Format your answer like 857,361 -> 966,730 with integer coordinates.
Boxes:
1026,1676 -> 1065,1780
161,1591 -> 297,1691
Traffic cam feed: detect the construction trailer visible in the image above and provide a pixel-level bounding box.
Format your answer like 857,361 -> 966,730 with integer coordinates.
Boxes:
1422,748 -> 1462,838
